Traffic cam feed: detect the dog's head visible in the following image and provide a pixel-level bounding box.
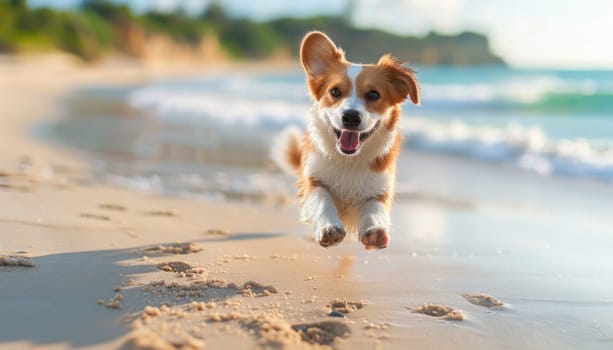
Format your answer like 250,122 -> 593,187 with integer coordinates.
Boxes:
300,31 -> 420,156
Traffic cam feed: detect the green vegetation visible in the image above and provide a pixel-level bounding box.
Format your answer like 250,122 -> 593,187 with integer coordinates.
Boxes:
0,0 -> 504,65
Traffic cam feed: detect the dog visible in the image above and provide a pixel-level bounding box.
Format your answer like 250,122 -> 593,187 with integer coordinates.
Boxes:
272,31 -> 420,250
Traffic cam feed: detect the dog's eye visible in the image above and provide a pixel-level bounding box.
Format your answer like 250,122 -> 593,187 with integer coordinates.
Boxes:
365,90 -> 380,101
330,87 -> 342,98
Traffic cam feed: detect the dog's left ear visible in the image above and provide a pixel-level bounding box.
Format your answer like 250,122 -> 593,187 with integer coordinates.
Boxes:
378,55 -> 420,105
300,31 -> 345,76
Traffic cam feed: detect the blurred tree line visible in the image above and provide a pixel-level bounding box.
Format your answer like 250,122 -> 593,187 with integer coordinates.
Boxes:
0,0 -> 504,65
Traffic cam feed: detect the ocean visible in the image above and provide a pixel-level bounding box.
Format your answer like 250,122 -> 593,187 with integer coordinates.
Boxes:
49,65 -> 613,200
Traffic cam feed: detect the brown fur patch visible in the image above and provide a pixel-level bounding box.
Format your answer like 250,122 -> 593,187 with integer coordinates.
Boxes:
384,106 -> 401,131
377,54 -> 420,105
370,132 -> 402,173
297,132 -> 320,201
315,65 -> 352,106
298,176 -> 324,199
286,133 -> 303,173
355,65 -> 398,116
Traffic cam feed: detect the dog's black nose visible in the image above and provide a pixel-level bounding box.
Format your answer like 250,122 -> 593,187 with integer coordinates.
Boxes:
342,109 -> 361,129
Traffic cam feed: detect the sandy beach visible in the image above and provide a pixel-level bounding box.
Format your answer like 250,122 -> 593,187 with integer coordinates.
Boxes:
2,54 -> 613,350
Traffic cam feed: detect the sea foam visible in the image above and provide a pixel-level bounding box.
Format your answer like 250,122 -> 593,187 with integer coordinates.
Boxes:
402,117 -> 613,180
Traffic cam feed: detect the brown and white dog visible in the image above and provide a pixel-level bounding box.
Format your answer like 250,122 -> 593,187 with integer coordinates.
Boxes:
272,31 -> 420,250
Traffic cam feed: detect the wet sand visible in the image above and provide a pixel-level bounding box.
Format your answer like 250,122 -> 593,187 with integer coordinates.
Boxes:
1,55 -> 613,349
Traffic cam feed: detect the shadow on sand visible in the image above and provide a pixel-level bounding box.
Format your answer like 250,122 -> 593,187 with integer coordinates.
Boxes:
0,234 -> 280,348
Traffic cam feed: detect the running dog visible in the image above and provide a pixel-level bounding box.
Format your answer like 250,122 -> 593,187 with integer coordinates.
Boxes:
272,31 -> 420,249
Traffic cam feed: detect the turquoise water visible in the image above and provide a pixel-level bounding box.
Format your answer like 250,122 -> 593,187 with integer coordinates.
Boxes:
415,67 -> 613,140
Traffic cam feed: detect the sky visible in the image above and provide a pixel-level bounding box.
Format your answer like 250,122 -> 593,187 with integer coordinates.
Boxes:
29,0 -> 613,68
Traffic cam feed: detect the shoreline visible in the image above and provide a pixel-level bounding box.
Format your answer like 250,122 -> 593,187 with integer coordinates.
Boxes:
2,54 -> 613,350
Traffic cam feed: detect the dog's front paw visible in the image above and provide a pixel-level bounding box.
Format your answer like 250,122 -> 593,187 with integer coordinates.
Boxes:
315,225 -> 346,248
361,227 -> 390,250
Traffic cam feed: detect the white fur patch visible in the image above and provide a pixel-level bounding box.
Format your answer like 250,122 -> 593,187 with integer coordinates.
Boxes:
359,200 -> 391,238
347,64 -> 362,107
301,187 -> 343,238
304,152 -> 390,204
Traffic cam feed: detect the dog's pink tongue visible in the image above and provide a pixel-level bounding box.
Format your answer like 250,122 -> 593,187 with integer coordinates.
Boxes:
339,130 -> 360,153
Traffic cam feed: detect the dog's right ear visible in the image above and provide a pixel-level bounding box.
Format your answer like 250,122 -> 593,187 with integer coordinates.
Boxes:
300,31 -> 344,76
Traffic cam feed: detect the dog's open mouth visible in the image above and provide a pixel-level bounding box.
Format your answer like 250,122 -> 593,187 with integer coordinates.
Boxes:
334,121 -> 380,155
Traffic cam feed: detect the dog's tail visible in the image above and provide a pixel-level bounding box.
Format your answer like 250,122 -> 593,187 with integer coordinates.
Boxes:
270,126 -> 303,176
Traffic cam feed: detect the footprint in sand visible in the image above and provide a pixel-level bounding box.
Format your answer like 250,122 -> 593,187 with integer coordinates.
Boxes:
99,203 -> 127,211
79,213 -> 111,221
229,316 -> 352,347
462,293 -> 505,308
124,312 -> 349,349
141,278 -> 276,299
0,171 -> 34,191
156,261 -> 207,277
156,261 -> 193,273
241,316 -> 351,346
144,210 -> 179,218
142,279 -> 237,299
144,243 -> 203,255
411,303 -> 465,321
292,321 -> 351,345
327,298 -> 368,314
204,228 -> 231,237
239,281 -> 278,297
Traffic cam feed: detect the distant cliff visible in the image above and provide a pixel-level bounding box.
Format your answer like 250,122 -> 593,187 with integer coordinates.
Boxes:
265,17 -> 504,65
0,0 -> 504,66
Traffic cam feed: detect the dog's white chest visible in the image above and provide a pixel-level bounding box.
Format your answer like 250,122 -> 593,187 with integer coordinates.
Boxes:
305,153 -> 390,205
